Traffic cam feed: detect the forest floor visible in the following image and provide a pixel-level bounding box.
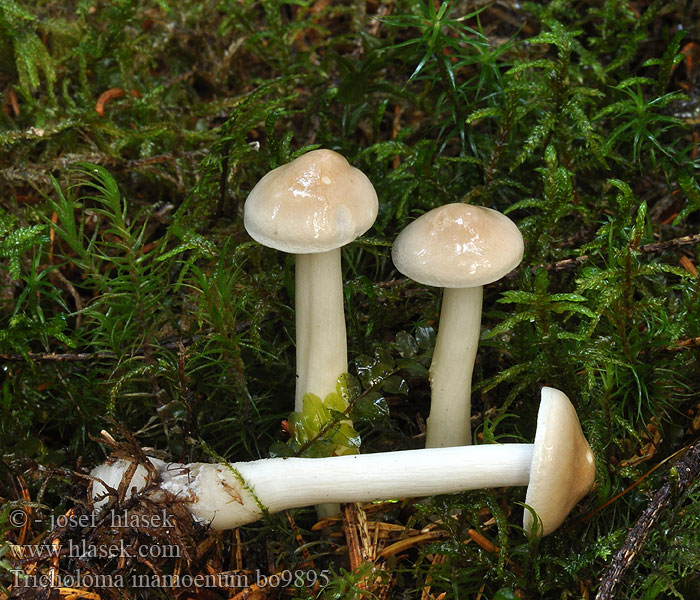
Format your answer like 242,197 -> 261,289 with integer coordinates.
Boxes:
1,0 -> 700,598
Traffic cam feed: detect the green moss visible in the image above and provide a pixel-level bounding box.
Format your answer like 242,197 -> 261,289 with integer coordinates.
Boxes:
280,376 -> 361,458
1,0 -> 700,597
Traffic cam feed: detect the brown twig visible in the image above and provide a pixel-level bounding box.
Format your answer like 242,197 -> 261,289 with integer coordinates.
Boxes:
539,233 -> 700,274
377,531 -> 445,559
664,336 -> 700,351
343,503 -> 364,573
49,269 -> 84,327
596,440 -> 700,600
0,350 -> 116,362
0,151 -> 205,185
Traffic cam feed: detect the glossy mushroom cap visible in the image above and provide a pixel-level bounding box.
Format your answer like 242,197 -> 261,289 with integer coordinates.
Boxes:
391,203 -> 524,288
524,387 -> 596,537
244,149 -> 378,254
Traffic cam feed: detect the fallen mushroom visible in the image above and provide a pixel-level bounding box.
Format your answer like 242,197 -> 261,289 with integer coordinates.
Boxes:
91,387 -> 594,537
392,203 -> 524,448
244,149 -> 378,415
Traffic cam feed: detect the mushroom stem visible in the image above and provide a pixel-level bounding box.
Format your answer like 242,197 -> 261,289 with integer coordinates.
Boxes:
93,444 -> 533,531
295,249 -> 348,412
241,444 -> 533,512
426,286 -> 483,448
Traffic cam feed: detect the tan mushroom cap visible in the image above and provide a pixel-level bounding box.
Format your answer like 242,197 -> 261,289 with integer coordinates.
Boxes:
243,149 -> 378,254
391,203 -> 524,288
524,387 -> 596,537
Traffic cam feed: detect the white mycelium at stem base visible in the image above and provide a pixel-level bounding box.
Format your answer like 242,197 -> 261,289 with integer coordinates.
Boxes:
91,387 -> 595,537
392,204 -> 524,448
243,149 -> 378,411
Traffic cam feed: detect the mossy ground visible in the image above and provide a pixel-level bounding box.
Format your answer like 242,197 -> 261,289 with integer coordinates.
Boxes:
1,0 -> 700,598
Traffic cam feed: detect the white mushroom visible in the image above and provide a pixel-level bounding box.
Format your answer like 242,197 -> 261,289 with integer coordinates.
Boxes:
392,203 -> 524,448
244,149 -> 378,412
523,387 -> 596,536
91,387 -> 594,537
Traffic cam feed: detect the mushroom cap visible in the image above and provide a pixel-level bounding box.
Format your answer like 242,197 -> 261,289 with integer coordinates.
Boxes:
391,203 -> 523,288
524,387 -> 596,537
243,149 -> 378,254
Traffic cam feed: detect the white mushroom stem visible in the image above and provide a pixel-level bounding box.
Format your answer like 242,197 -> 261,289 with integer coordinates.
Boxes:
295,249 -> 348,411
426,286 -> 483,448
93,388 -> 595,537
92,444 -> 533,531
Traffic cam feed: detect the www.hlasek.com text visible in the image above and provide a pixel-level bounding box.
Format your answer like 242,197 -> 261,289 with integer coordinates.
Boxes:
10,538 -> 181,560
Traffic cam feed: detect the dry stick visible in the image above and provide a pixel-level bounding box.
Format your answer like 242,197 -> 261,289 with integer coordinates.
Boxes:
0,151 -> 205,185
541,233 -> 700,274
596,440 -> 700,600
343,503 -> 364,573
665,335 -> 700,351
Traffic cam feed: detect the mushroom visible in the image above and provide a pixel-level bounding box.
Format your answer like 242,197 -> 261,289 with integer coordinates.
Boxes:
391,203 -> 524,448
523,387 -> 596,535
91,387 -> 595,537
244,149 -> 378,412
